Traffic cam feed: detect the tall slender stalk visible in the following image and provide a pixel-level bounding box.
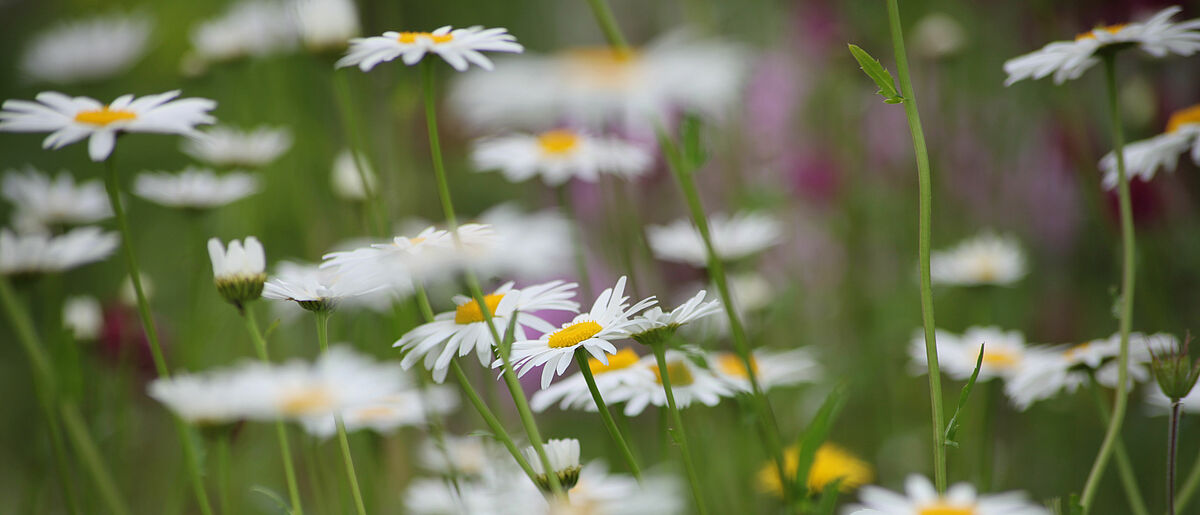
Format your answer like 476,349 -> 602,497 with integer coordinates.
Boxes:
583,0 -> 629,51
1086,375 -> 1150,515
315,311 -> 368,515
556,185 -> 593,299
1178,446 -> 1200,514
1080,52 -> 1137,512
60,403 -> 130,515
1168,402 -> 1182,515
649,343 -> 707,515
883,0 -> 945,492
572,349 -> 642,480
243,309 -> 305,515
216,434 -> 233,515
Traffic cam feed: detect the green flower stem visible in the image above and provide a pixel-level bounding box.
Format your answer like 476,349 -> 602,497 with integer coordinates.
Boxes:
556,184 -> 594,299
1080,52 -> 1137,513
1177,446 -> 1200,514
884,0 -> 946,492
216,434 -> 233,515
60,403 -> 130,515
243,308 -> 305,515
649,343 -> 707,515
572,349 -> 642,480
1087,375 -> 1150,515
1169,402 -> 1182,515
315,311 -> 368,515
584,0 -> 629,51
332,71 -> 387,236
419,61 -> 457,229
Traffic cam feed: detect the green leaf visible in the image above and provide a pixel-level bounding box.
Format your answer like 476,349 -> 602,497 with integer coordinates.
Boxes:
679,114 -> 707,171
813,477 -> 845,515
792,384 -> 848,498
249,485 -> 293,515
944,343 -> 985,448
847,44 -> 903,104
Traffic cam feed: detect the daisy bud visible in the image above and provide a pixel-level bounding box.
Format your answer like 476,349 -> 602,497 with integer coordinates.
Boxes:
208,236 -> 266,307
522,438 -> 581,492
1149,334 -> 1200,402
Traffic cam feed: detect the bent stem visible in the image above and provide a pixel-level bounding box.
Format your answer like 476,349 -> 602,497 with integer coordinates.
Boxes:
649,343 -> 707,515
1080,52 -> 1137,513
1086,375 -> 1149,515
573,349 -> 642,480
243,308 -> 305,515
314,312 -> 368,515
884,0 -> 945,492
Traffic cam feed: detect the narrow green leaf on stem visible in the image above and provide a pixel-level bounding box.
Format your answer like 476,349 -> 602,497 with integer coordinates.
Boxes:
847,44 -> 903,103
792,385 -> 847,497
944,344 -> 985,448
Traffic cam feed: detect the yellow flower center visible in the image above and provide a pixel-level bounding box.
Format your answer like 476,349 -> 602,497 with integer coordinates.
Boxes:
548,320 -> 603,348
652,361 -> 694,386
409,236 -> 426,244
281,387 -> 333,416
918,503 -> 976,515
976,345 -> 1020,369
354,406 -> 397,420
1075,23 -> 1126,41
537,130 -> 580,156
73,106 -> 138,126
1166,104 -> 1200,133
716,353 -> 759,378
757,443 -> 873,496
561,47 -> 640,88
455,293 -> 505,324
397,31 -> 453,44
1064,341 -> 1092,360
589,348 -> 640,374
969,255 -> 999,282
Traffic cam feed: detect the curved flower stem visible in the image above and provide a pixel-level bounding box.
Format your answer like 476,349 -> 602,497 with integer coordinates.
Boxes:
1086,374 -> 1150,515
1177,446 -> 1200,514
314,312 -> 368,515
1080,52 -> 1137,513
243,308 -> 304,515
584,0 -> 629,52
649,343 -> 707,515
556,184 -> 593,299
572,349 -> 642,480
102,158 -> 212,514
884,0 -> 945,492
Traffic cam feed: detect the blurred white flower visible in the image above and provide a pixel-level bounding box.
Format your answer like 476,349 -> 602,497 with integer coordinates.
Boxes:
627,289 -> 722,344
471,130 -> 651,186
263,260 -> 381,313
417,434 -> 497,477
330,149 -> 375,201
847,474 -> 1049,514
710,348 -> 822,393
531,348 -> 652,413
1004,6 -> 1200,85
908,326 -> 1050,383
930,232 -> 1026,287
181,125 -> 292,168
2,167 -> 111,232
186,0 -> 299,69
294,0 -> 360,51
682,273 -> 773,338
470,203 -> 573,281
1099,103 -> 1200,189
911,13 -> 967,59
20,13 -> 152,84
615,349 -> 733,416
300,386 -> 458,438
336,26 -> 523,72
646,212 -> 783,267
321,224 -> 495,296
0,91 -> 216,161
1146,386 -> 1200,414
524,438 -> 582,490
0,227 -> 118,275
63,295 -> 102,340
118,273 -> 154,305
133,168 -> 259,209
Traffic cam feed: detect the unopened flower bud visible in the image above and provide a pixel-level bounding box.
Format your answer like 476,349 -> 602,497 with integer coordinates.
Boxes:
1149,335 -> 1200,402
523,438 -> 582,492
208,236 -> 266,307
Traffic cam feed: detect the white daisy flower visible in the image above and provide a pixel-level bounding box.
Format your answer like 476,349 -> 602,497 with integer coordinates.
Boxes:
133,167 -> 259,209
396,280 -> 579,382
627,289 -> 722,345
908,327 -> 1048,382
19,13 -> 152,84
186,0 -> 299,68
505,276 -> 656,389
2,167 -> 111,232
0,227 -> 118,275
616,349 -> 733,416
1004,6 -> 1200,86
449,32 -> 748,135
1146,386 -> 1200,414
566,462 -> 686,515
930,232 -> 1026,287
471,130 -> 651,187
322,224 -> 496,297
299,386 -> 458,438
294,0 -> 360,52
181,125 -> 292,168
523,438 -> 582,491
845,474 -> 1049,514
148,362 -> 275,425
336,26 -> 524,72
681,273 -> 774,339
263,260 -> 381,312
1099,103 -> 1200,189
418,434 -> 500,477
646,212 -> 783,267
531,348 -> 654,413
711,348 -> 822,393
330,149 -> 376,201
0,90 -> 216,162
469,203 -> 573,282
63,295 -> 102,340
208,236 -> 266,305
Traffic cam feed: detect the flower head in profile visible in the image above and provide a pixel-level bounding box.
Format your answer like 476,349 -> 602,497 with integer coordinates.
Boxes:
133,168 -> 259,210
20,13 -> 152,84
0,90 -> 216,161
711,348 -> 822,393
0,227 -> 119,276
300,386 -> 458,438
523,438 -> 582,491
647,212 -> 783,267
2,168 -> 111,232
504,276 -> 656,389
471,129 -> 651,186
628,289 -> 722,346
1099,103 -> 1200,189
321,224 -> 495,297
263,260 -> 380,313
336,26 -> 523,72
846,474 -> 1049,514
615,349 -> 733,416
182,125 -> 292,168
208,236 -> 266,306
1004,6 -> 1200,86
930,232 -> 1026,287
396,280 -> 579,382
757,443 -> 873,497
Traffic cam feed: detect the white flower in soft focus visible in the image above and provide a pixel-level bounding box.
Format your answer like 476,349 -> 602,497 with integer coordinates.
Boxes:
186,0 -> 299,68
0,227 -> 118,275
523,438 -> 582,491
1146,386 -> 1200,414
63,295 -> 102,340
627,289 -> 722,345
256,345 -> 410,421
263,260 -> 381,312
1100,103 -> 1200,189
0,91 -> 217,162
614,349 -> 733,416
911,13 -> 966,59
321,224 -> 495,297
118,273 -> 153,305
908,327 -> 1050,383
504,276 -> 656,389
133,168 -> 259,210
470,203 -> 572,281
2,167 -> 111,232
148,361 -> 276,424
449,32 -> 748,136
930,232 -> 1026,286
1004,6 -> 1200,86
532,348 -> 653,413
682,273 -> 773,339
294,0 -> 360,51
397,280 -> 579,382
330,149 -> 375,201
300,386 -> 458,438
845,474 -> 1049,514
208,236 -> 266,305
20,13 -> 152,84
646,212 -> 783,267
471,130 -> 652,186
336,26 -> 524,72
181,125 -> 292,168
711,348 -> 822,393
1004,332 -> 1177,410
418,434 -> 498,477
